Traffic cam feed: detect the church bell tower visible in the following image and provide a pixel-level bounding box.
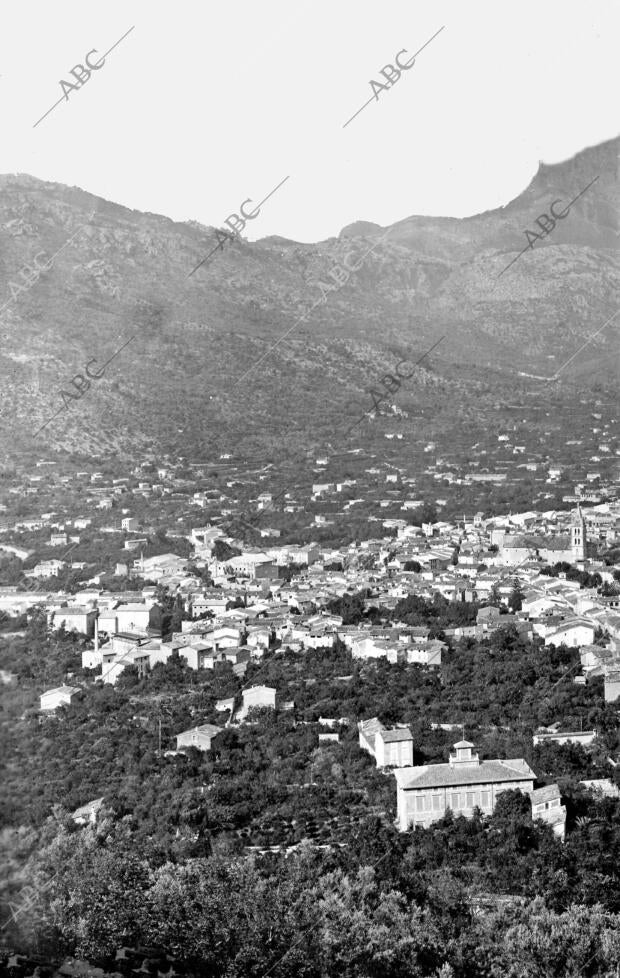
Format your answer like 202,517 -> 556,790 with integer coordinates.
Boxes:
570,505 -> 587,562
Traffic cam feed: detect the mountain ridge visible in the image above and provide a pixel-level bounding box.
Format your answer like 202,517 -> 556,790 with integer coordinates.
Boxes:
0,136 -> 618,462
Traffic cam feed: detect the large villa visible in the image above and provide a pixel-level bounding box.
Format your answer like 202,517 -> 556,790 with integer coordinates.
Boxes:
393,740 -> 536,831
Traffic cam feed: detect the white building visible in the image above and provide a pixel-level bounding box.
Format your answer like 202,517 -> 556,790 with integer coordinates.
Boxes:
358,718 -> 414,768
49,606 -> 97,637
40,685 -> 80,711
239,684 -> 276,719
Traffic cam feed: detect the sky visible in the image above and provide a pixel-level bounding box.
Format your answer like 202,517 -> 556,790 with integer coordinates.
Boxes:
1,0 -> 618,243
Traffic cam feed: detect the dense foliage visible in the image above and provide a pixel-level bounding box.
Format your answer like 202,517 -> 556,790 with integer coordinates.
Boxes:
3,598 -> 620,974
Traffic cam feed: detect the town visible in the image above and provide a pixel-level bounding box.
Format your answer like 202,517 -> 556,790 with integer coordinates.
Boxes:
1,14 -> 618,971
2,439 -> 619,834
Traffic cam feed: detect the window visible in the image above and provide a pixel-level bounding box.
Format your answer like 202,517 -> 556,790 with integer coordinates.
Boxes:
466,792 -> 475,808
481,791 -> 490,807
416,795 -> 424,813
450,793 -> 460,810
433,794 -> 443,811
424,794 -> 432,811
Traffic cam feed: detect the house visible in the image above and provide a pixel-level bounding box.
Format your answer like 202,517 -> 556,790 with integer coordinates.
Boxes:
542,618 -> 596,648
246,625 -> 272,651
190,525 -> 225,550
114,602 -> 153,634
95,633 -> 155,684
178,624 -> 244,650
40,685 -> 81,711
476,606 -> 502,628
377,727 -> 414,768
579,779 -> 620,798
32,559 -> 66,578
393,740 -> 536,831
358,716 -> 385,757
214,551 -> 275,579
49,606 -> 97,637
215,696 -> 235,713
101,645 -> 152,685
319,731 -> 339,743
176,723 -> 222,752
532,730 -> 597,747
605,671 -> 620,703
133,553 -> 188,580
191,592 -> 230,617
400,641 -> 444,667
239,684 -> 276,719
72,797 -> 104,825
352,635 -> 443,667
358,718 -> 414,768
177,642 -> 222,670
530,784 -> 567,840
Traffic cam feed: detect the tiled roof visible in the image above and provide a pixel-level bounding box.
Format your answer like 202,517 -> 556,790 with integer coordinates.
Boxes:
380,728 -> 413,743
394,758 -> 535,791
42,684 -> 80,696
178,723 -> 222,738
530,784 -> 560,805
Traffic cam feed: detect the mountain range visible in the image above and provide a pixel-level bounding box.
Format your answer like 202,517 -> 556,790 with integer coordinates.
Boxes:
0,135 -> 618,466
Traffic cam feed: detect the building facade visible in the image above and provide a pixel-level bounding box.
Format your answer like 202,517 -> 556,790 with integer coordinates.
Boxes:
358,718 -> 414,768
393,740 -> 535,831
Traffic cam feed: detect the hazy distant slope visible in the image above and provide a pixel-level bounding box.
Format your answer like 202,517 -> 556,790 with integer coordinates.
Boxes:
0,135 -> 617,460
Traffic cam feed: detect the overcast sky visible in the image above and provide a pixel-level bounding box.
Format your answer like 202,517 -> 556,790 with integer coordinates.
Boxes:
1,0 -> 618,242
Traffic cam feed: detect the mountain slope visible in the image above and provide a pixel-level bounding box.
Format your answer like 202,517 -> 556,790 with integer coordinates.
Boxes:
0,136 -> 618,463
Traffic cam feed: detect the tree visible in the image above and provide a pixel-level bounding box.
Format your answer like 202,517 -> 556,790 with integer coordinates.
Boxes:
489,583 -> 503,607
508,583 -> 523,612
419,502 -> 438,524
404,560 -> 422,572
213,540 -> 241,562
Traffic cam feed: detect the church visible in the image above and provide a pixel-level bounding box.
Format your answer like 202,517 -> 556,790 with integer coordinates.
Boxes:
498,506 -> 589,566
